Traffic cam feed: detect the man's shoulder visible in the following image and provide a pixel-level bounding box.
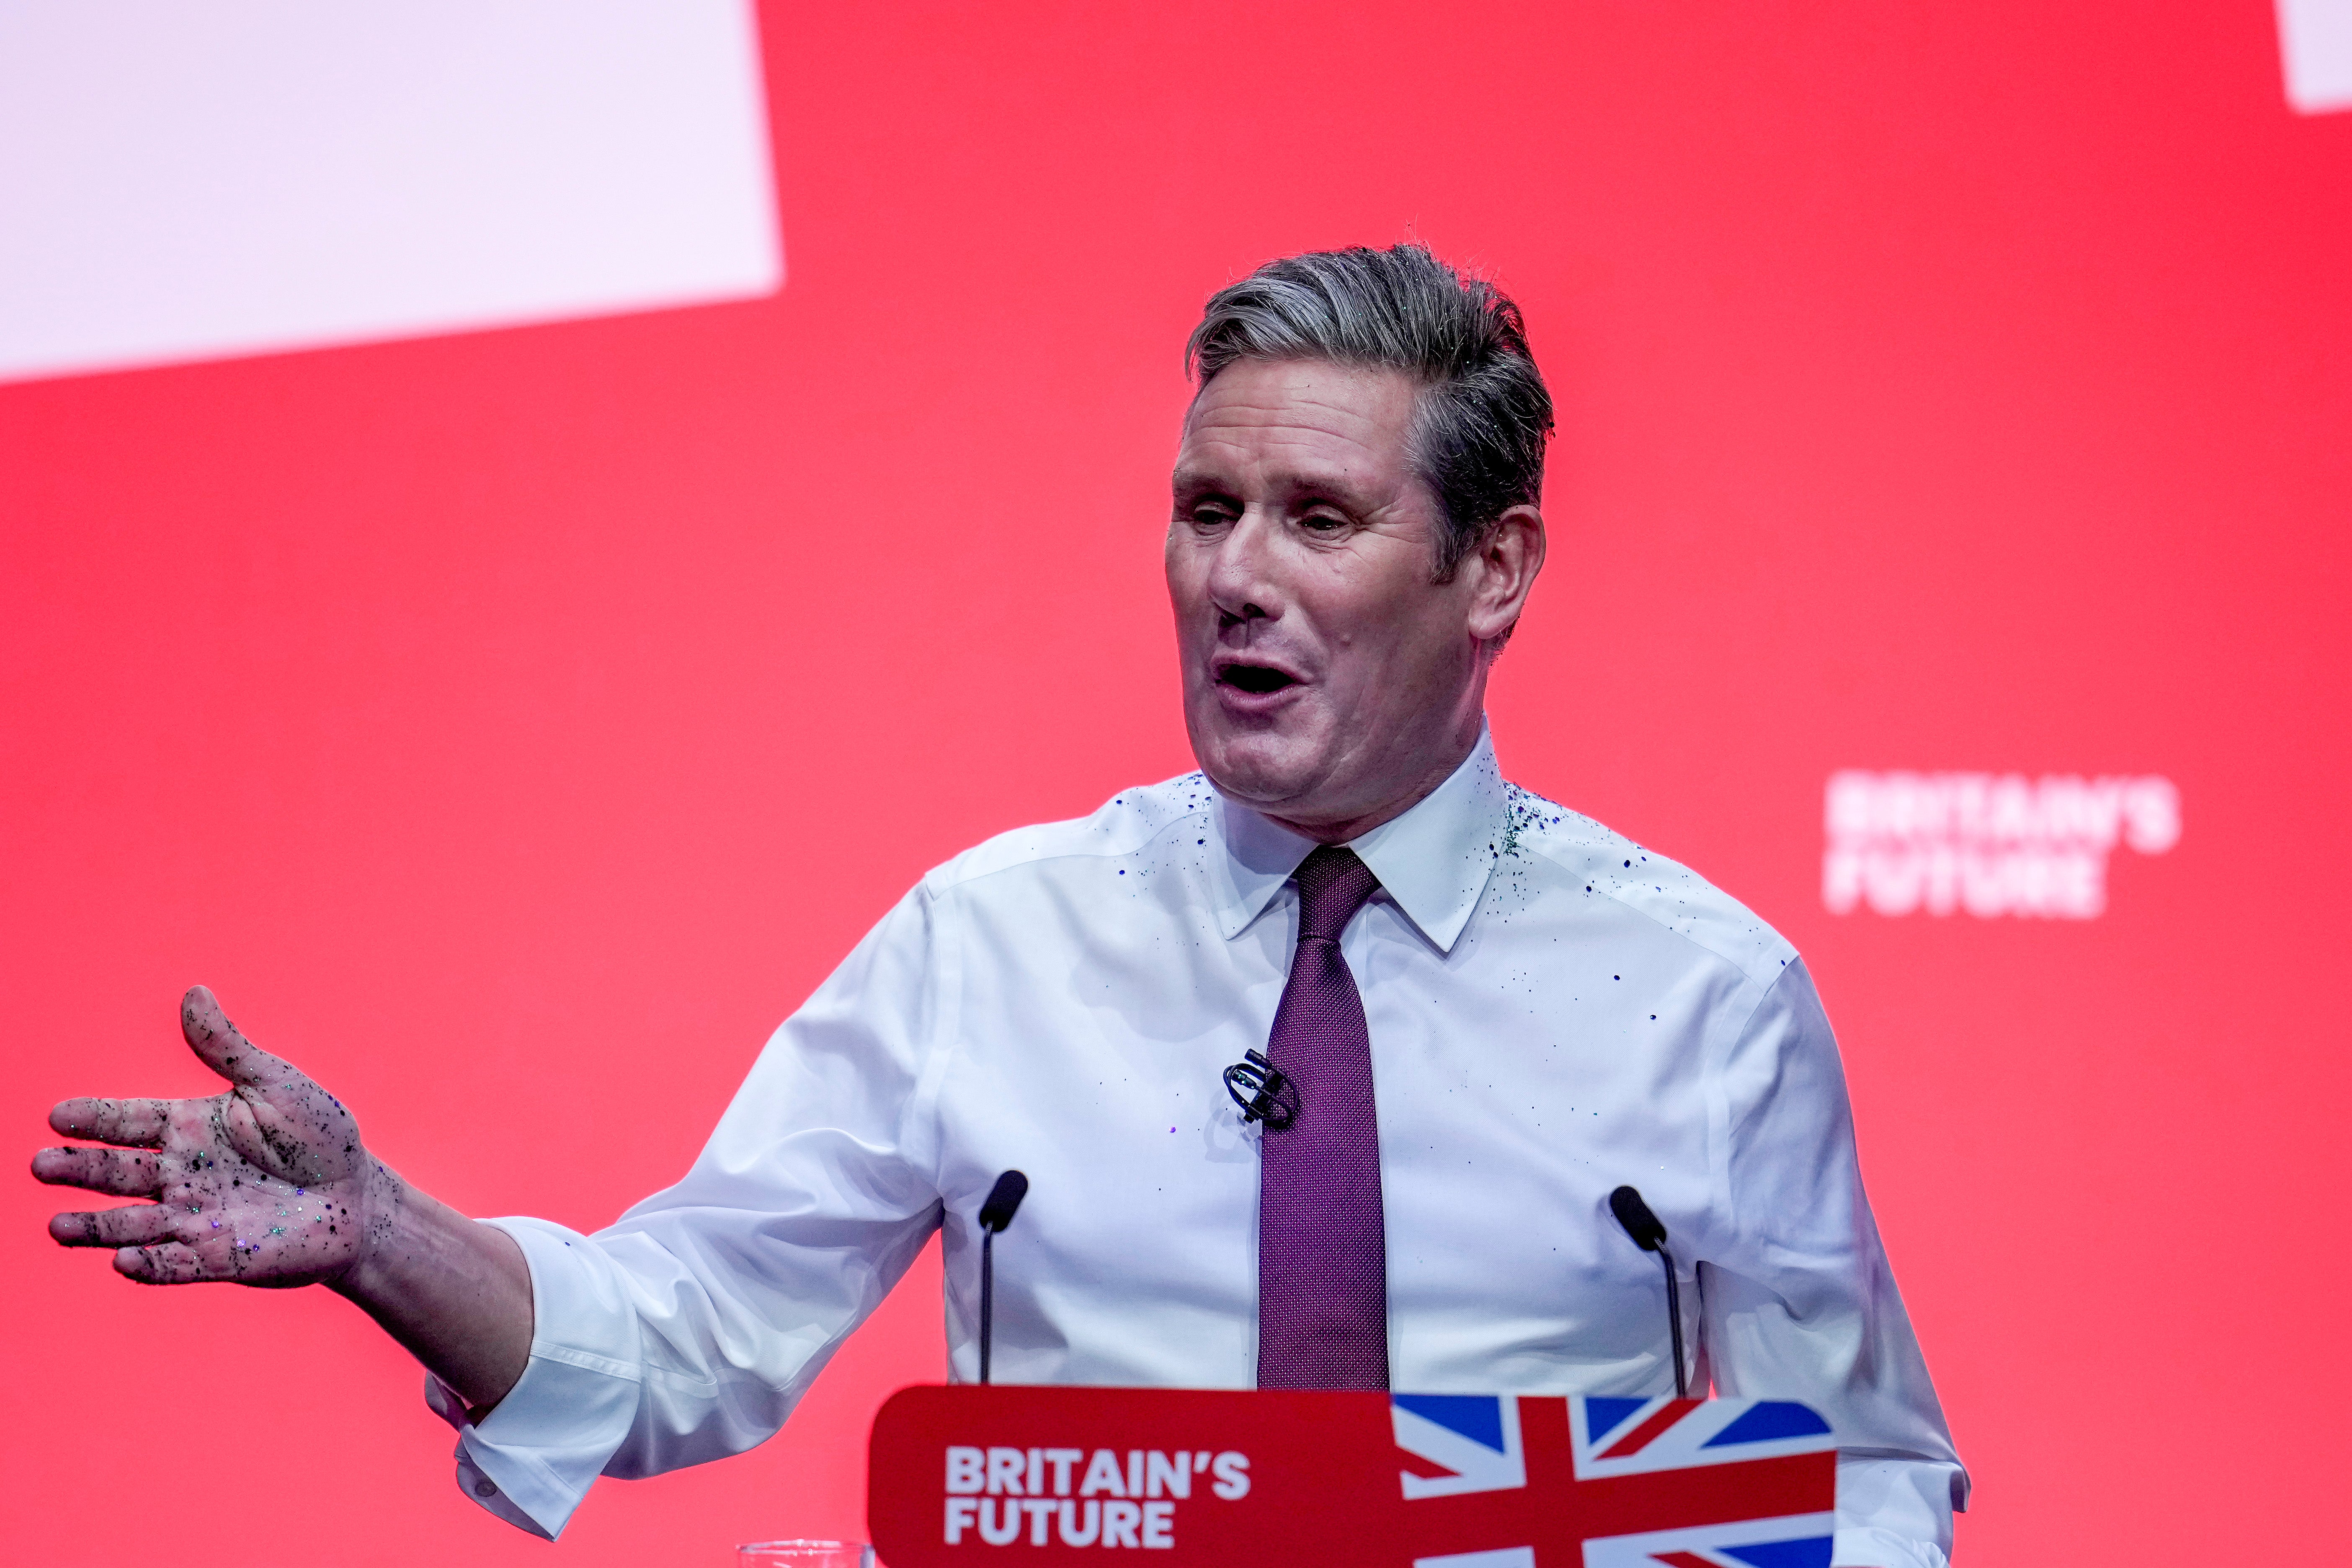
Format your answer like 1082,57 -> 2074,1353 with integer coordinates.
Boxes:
917,772 -> 1217,897
1500,782 -> 1798,994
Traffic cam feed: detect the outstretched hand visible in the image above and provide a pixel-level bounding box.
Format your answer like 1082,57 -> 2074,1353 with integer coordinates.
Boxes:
33,985 -> 398,1287
34,984 -> 530,1408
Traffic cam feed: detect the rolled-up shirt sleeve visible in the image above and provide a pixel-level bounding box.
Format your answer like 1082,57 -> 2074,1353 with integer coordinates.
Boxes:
438,885 -> 952,1538
1697,959 -> 1969,1568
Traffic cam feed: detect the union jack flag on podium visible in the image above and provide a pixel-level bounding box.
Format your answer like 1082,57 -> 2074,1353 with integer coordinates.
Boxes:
1393,1394 -> 1838,1568
867,1384 -> 1839,1567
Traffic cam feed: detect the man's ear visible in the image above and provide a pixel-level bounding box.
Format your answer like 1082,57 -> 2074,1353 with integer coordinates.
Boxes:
1465,504 -> 1546,650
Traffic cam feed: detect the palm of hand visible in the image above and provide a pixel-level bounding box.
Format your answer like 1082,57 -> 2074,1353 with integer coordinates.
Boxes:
35,987 -> 392,1287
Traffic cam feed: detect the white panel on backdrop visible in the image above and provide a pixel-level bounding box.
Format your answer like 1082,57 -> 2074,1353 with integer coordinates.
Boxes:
2280,0 -> 2352,112
0,1 -> 780,385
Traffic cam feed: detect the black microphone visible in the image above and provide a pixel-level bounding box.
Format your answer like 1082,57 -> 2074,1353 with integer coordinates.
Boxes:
1608,1184 -> 1688,1399
1222,1048 -> 1299,1128
977,1169 -> 1028,1385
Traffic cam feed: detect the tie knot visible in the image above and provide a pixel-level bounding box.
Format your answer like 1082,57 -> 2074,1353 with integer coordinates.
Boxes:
1293,845 -> 1380,942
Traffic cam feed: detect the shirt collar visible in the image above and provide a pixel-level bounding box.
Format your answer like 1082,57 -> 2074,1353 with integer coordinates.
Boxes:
1207,724 -> 1508,954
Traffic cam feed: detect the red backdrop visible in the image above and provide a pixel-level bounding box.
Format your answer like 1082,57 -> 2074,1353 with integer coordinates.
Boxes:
6,3 -> 2347,1563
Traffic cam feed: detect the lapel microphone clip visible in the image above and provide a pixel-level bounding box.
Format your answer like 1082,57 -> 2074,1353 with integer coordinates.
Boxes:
1222,1048 -> 1300,1129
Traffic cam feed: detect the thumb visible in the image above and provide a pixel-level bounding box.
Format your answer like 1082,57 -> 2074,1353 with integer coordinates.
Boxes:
179,985 -> 302,1091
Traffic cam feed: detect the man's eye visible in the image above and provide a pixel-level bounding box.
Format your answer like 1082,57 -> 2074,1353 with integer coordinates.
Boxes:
1188,503 -> 1237,526
1300,512 -> 1347,532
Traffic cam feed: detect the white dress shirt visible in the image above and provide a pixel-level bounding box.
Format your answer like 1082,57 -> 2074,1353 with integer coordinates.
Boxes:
441,728 -> 1967,1565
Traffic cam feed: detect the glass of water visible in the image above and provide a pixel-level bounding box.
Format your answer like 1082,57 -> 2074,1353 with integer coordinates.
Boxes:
737,1542 -> 874,1568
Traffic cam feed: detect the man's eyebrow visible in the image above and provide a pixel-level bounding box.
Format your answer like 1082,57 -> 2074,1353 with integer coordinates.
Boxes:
1169,465 -> 1378,511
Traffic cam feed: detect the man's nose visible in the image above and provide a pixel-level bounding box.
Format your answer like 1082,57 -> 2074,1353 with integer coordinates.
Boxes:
1204,510 -> 1282,626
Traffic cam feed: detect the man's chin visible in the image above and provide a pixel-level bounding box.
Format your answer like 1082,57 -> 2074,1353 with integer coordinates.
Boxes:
1190,732 -> 1328,814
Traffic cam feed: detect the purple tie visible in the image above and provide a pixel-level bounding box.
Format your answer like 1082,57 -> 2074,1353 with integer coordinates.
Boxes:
1256,844 -> 1390,1390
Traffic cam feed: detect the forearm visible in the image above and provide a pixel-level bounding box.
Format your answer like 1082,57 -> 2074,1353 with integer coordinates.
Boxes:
331,1168 -> 533,1412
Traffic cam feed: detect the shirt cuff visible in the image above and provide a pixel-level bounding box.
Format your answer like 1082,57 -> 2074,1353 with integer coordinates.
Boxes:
424,1374 -> 554,1538
1831,1527 -> 1950,1568
1831,1454 -> 1964,1568
420,1216 -> 647,1540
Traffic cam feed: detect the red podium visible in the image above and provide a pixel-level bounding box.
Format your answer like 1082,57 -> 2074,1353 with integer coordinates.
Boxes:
868,1387 -> 1837,1567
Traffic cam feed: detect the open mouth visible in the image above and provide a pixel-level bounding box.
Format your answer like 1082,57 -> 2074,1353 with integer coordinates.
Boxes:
1217,663 -> 1299,696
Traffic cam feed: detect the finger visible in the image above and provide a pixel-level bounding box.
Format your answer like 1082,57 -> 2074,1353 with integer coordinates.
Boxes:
48,1096 -> 173,1147
50,1203 -> 182,1249
180,985 -> 302,1090
117,1243 -> 210,1284
30,1145 -> 165,1196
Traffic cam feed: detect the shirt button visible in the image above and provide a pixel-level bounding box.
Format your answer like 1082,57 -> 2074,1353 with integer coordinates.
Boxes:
474,1478 -> 499,1498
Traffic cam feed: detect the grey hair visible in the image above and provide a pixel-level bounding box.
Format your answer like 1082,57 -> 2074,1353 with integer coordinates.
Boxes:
1185,244 -> 1553,579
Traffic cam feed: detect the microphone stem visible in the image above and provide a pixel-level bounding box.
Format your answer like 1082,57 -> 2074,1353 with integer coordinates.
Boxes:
979,1228 -> 995,1386
1658,1249 -> 1688,1400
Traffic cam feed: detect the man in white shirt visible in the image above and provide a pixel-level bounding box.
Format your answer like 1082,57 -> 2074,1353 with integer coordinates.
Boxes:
36,245 -> 1965,1565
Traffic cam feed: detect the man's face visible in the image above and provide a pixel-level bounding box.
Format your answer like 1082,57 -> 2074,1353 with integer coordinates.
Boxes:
1166,357 -> 1526,838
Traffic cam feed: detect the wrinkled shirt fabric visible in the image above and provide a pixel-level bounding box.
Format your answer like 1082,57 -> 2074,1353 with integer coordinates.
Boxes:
442,729 -> 1967,1565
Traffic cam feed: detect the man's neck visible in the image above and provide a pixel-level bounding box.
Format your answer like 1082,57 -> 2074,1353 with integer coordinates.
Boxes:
1261,726 -> 1483,846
